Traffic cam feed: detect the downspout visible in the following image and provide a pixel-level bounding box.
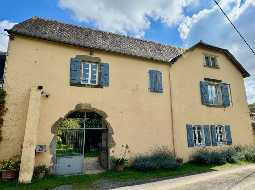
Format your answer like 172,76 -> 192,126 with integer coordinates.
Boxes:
168,65 -> 176,157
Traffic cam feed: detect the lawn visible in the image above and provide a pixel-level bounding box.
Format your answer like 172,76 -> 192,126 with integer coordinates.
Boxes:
0,161 -> 249,190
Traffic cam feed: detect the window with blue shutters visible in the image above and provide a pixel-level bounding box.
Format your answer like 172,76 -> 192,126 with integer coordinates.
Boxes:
204,55 -> 219,68
149,70 -> 163,93
186,124 -> 212,147
186,124 -> 231,148
70,58 -> 109,87
211,124 -> 232,146
200,81 -> 231,107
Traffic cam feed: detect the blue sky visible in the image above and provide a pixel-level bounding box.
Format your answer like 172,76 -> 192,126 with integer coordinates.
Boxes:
0,0 -> 254,103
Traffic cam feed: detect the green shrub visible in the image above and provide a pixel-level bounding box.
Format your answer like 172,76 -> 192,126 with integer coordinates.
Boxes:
221,147 -> 238,163
33,165 -> 49,179
191,146 -> 255,165
238,146 -> 255,162
131,147 -> 180,171
0,156 -> 20,171
191,149 -> 226,165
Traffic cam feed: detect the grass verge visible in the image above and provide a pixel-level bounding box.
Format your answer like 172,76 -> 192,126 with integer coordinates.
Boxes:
0,161 -> 250,190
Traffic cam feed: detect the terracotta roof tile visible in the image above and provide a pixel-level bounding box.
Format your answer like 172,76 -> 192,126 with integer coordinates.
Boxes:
8,17 -> 183,63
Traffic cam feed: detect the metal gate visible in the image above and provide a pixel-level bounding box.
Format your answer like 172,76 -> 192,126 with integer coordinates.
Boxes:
55,112 -> 108,175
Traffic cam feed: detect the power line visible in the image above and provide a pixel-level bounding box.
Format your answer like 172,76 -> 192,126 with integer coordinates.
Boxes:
213,0 -> 255,56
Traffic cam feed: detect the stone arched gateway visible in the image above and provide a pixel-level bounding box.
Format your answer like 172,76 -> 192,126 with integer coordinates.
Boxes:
50,103 -> 115,175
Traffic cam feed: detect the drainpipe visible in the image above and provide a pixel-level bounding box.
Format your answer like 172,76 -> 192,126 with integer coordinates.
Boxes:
168,67 -> 176,157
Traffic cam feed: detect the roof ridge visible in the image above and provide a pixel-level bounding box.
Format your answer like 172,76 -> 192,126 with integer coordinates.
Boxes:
27,16 -> 181,49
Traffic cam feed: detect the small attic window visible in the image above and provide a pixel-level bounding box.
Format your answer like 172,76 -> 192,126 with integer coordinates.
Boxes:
204,55 -> 219,68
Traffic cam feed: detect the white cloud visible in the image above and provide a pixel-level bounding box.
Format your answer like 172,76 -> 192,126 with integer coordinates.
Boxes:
178,0 -> 255,40
178,8 -> 214,40
179,0 -> 255,103
0,20 -> 16,52
58,0 -> 196,37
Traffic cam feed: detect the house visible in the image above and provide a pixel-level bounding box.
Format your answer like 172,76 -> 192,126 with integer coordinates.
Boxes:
0,17 -> 253,183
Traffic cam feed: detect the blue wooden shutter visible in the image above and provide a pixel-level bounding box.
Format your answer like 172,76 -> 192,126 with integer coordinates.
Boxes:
186,124 -> 194,147
222,84 -> 230,107
70,58 -> 81,84
149,70 -> 163,93
99,63 -> 109,87
210,125 -> 217,146
149,70 -> 155,92
203,125 -> 211,146
200,81 -> 209,105
156,71 -> 163,92
225,125 -> 232,145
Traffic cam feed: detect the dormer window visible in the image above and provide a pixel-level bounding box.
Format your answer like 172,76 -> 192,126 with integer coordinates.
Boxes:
204,55 -> 218,68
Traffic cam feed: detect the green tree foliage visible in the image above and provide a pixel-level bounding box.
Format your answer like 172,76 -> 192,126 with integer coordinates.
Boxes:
249,103 -> 255,112
58,118 -> 81,129
0,89 -> 6,142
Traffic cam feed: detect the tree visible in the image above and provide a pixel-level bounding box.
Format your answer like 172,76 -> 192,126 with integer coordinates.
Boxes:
249,103 -> 255,113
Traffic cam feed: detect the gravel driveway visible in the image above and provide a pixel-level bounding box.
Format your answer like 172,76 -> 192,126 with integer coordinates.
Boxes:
114,164 -> 255,190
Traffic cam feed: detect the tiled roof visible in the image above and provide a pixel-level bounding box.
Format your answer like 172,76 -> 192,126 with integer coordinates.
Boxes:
6,17 -> 250,77
7,17 -> 183,63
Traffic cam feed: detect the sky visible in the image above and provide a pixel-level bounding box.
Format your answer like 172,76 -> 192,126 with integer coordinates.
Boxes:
0,0 -> 254,103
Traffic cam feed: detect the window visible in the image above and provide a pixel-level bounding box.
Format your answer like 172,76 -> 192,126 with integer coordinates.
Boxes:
187,124 -> 232,148
207,83 -> 223,105
192,125 -> 205,146
148,70 -> 163,93
81,62 -> 98,85
70,58 -> 109,87
215,125 -> 226,145
204,55 -> 218,68
200,81 -> 231,107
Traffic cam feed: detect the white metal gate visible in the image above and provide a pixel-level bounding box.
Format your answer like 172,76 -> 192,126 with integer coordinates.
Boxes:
55,112 -> 108,175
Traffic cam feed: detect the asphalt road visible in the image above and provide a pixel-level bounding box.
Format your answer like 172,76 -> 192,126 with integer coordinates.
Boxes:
174,166 -> 255,190
114,165 -> 255,190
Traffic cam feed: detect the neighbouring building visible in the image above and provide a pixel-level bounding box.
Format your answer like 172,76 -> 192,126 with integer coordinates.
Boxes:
0,17 -> 253,183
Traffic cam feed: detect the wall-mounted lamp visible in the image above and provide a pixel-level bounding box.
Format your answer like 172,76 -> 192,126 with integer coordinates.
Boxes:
41,90 -> 50,98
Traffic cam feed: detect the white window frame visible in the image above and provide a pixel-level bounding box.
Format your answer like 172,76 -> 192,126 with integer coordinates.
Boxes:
204,54 -> 218,68
192,125 -> 205,147
215,125 -> 226,145
81,62 -> 99,85
207,82 -> 223,106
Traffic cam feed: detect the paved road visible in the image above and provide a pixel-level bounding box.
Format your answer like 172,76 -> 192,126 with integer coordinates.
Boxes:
114,165 -> 255,190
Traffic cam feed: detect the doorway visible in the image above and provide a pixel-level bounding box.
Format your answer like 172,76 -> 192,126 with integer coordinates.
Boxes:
55,111 -> 108,175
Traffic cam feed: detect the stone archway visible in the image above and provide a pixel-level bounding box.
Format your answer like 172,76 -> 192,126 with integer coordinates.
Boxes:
50,103 -> 115,175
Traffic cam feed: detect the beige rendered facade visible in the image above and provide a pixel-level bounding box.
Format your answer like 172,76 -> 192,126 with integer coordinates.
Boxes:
0,18 -> 253,182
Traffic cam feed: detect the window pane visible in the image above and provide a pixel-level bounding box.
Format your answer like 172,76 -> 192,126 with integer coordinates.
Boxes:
90,64 -> 98,84
208,84 -> 223,105
216,85 -> 223,105
205,56 -> 210,66
208,84 -> 217,104
82,63 -> 90,83
211,57 -> 216,67
81,63 -> 98,85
